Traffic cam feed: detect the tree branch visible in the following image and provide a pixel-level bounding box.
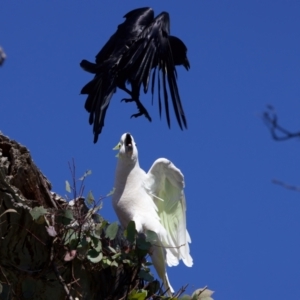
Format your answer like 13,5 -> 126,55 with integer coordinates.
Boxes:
262,105 -> 300,141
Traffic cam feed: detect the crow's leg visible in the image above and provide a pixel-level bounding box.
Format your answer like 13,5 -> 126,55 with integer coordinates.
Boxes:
120,85 -> 152,122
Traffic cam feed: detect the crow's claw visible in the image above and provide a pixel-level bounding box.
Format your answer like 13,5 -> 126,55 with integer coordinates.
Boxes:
121,98 -> 134,103
131,112 -> 152,122
122,97 -> 152,121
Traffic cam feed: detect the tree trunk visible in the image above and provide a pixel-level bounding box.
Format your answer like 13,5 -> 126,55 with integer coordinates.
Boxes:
0,133 -> 141,300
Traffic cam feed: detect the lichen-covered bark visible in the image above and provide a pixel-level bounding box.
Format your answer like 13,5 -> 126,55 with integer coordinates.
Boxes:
0,133 -> 141,300
0,133 -> 63,299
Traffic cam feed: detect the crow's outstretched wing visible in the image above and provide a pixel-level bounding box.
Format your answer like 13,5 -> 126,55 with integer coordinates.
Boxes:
119,12 -> 190,129
80,7 -> 154,143
95,7 -> 154,66
80,8 -> 190,143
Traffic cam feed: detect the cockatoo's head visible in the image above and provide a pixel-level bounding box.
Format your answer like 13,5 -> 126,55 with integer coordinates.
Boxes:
113,133 -> 138,162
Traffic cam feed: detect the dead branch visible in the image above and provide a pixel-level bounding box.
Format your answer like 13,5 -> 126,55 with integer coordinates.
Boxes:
263,105 -> 300,141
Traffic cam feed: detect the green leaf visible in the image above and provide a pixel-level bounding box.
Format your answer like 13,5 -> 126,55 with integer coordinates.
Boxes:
105,222 -> 119,240
92,222 -> 105,239
145,230 -> 158,244
147,280 -> 160,295
77,235 -> 89,249
111,260 -> 118,267
79,169 -> 92,181
87,249 -> 103,263
136,237 -> 151,251
65,180 -> 71,193
111,253 -> 121,260
64,229 -> 78,245
122,259 -> 132,265
191,288 -> 214,300
125,220 -> 136,243
106,187 -> 115,197
138,269 -> 154,282
64,209 -> 74,220
180,295 -> 192,300
86,190 -> 94,205
101,258 -> 112,268
91,236 -> 102,252
30,206 -> 47,223
57,209 -> 74,225
108,246 -> 117,253
69,238 -> 79,250
76,241 -> 89,255
92,213 -> 103,223
128,289 -> 148,300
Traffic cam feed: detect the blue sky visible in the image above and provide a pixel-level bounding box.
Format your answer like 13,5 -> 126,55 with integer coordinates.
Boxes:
1,1 -> 300,298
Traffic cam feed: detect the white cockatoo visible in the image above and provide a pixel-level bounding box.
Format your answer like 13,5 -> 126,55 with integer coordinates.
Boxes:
112,133 -> 193,294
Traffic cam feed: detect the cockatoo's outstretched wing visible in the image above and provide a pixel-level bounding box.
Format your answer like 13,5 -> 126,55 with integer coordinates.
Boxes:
144,158 -> 193,267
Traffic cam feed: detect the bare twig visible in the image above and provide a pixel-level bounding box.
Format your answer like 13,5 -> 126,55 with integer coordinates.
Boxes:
272,179 -> 300,192
198,285 -> 208,295
173,283 -> 189,298
262,105 -> 300,141
0,265 -> 10,285
52,261 -> 74,300
0,265 -> 17,297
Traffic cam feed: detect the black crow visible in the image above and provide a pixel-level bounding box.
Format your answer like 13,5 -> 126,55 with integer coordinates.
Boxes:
80,7 -> 189,143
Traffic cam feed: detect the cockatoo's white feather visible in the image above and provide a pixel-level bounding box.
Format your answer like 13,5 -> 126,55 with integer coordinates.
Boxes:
112,133 -> 193,294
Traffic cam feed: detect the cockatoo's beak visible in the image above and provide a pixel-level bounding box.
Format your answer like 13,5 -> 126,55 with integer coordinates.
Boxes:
113,143 -> 121,150
124,133 -> 133,153
113,143 -> 121,158
113,133 -> 133,158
